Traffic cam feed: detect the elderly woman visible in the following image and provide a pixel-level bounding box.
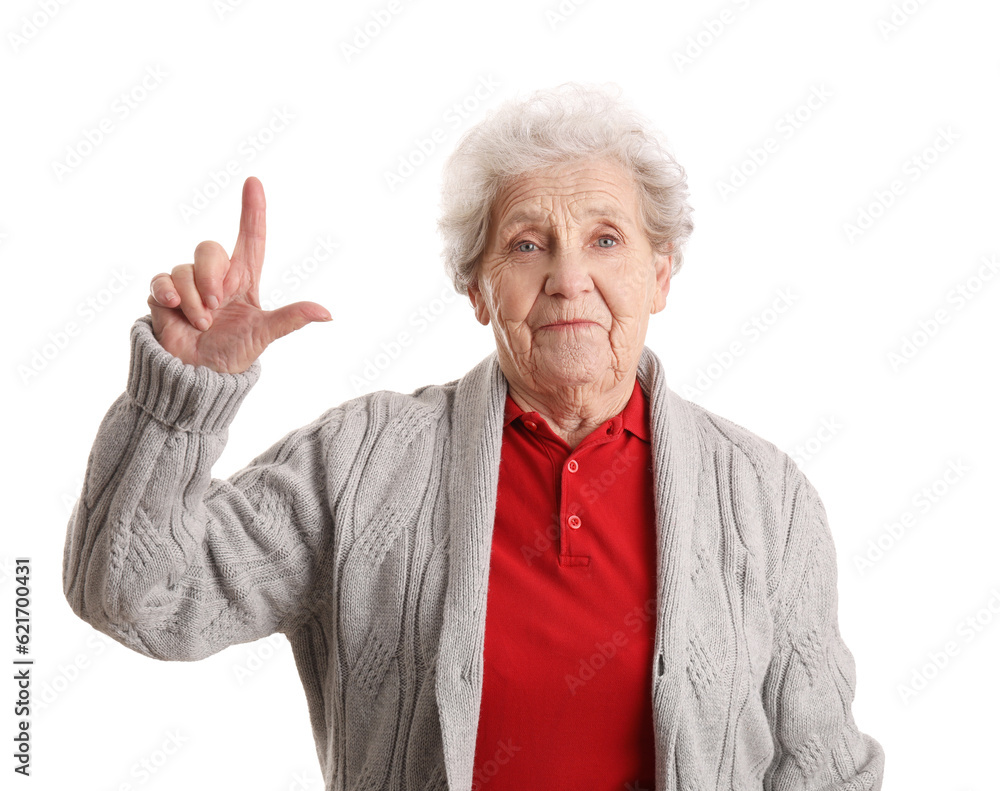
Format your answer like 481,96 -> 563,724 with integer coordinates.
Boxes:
63,83 -> 884,790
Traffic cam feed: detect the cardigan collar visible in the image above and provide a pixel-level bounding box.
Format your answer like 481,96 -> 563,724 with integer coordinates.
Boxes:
435,344 -> 700,791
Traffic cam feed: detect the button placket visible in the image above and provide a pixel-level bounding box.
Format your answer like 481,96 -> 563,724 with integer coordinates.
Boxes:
559,449 -> 589,563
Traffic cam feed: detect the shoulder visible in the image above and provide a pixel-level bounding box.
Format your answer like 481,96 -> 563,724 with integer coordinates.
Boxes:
669,393 -> 825,607
683,396 -> 796,476
305,377 -> 458,446
674,391 -> 805,508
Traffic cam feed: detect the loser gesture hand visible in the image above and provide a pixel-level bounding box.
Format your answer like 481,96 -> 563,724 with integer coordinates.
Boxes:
147,177 -> 331,374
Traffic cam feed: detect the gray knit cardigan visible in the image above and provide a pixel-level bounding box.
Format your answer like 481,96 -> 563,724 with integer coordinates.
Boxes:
63,315 -> 885,790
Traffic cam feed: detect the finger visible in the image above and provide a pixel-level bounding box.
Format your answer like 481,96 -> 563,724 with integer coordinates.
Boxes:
148,294 -> 170,339
230,176 -> 266,305
260,300 -> 332,346
149,273 -> 180,307
171,264 -> 212,331
193,240 -> 230,310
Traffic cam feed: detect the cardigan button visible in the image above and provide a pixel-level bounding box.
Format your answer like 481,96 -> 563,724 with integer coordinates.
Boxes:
567,459 -> 578,473
568,514 -> 582,529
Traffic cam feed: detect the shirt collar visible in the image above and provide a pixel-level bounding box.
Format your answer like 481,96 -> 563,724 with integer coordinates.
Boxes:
503,377 -> 651,442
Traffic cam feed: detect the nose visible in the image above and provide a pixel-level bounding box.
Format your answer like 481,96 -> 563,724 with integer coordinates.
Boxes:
544,245 -> 594,300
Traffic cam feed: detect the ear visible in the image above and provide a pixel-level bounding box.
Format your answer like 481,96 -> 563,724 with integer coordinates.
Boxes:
467,277 -> 491,326
650,251 -> 672,314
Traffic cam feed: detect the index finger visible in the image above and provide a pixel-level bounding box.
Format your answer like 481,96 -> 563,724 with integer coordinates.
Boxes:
229,176 -> 266,302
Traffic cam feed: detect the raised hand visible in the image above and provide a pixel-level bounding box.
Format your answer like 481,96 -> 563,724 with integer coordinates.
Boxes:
147,176 -> 331,374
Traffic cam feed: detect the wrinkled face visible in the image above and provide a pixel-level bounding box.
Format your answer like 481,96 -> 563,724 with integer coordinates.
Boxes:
467,158 -> 672,396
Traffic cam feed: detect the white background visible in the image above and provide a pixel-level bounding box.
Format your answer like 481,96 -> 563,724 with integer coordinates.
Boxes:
3,0 -> 999,788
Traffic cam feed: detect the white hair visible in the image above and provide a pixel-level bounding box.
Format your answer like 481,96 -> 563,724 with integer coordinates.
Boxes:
437,81 -> 695,296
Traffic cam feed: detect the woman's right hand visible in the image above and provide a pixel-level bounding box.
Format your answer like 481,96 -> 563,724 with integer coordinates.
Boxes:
147,176 -> 331,374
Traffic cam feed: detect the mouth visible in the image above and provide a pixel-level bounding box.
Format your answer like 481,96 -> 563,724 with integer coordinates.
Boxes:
539,320 -> 598,330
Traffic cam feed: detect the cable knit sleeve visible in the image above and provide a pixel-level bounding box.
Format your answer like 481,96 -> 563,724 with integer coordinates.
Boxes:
62,315 -> 347,661
762,463 -> 885,790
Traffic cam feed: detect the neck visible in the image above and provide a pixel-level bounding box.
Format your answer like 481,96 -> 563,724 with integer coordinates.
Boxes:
506,371 -> 637,451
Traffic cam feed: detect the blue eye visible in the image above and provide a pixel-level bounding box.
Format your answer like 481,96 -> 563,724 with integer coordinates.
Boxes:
597,237 -> 617,248
517,241 -> 537,253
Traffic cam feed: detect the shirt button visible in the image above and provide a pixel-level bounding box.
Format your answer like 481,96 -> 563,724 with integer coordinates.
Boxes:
523,419 -> 537,431
567,459 -> 579,473
568,514 -> 582,530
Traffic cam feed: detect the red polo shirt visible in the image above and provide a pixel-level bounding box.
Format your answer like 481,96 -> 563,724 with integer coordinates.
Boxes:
472,378 -> 658,790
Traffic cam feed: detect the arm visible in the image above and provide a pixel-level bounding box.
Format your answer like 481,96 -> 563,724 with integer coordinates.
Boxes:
62,315 -> 348,661
762,463 -> 885,790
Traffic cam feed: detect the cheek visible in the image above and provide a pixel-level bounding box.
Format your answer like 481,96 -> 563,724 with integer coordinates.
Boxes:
601,266 -> 653,320
490,267 -> 534,322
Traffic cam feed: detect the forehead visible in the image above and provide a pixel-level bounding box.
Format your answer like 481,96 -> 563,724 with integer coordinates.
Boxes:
489,158 -> 639,228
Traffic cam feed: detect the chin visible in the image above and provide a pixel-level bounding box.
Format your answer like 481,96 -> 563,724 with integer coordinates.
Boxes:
534,343 -> 608,387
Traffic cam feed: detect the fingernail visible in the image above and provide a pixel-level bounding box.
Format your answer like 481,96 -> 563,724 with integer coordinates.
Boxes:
164,291 -> 176,302
206,295 -> 219,310
195,318 -> 210,331
322,313 -> 333,321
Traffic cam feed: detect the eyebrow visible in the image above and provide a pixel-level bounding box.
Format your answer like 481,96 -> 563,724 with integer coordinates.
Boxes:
499,204 -> 631,232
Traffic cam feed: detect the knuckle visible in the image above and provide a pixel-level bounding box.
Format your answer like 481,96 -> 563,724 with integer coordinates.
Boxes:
194,239 -> 225,259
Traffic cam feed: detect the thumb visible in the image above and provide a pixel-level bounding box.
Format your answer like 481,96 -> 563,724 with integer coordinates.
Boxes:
260,301 -> 332,345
